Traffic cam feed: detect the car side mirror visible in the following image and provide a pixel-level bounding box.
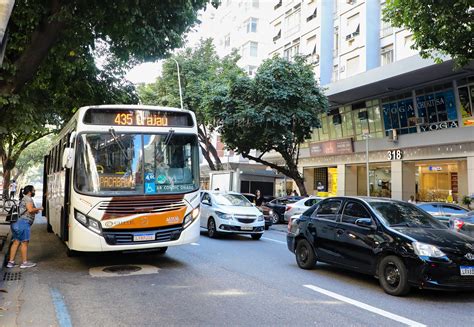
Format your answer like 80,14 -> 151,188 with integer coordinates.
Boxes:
355,218 -> 373,228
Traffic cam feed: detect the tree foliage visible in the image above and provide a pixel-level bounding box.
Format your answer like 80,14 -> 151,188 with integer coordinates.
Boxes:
138,38 -> 245,170
0,0 -> 214,194
383,0 -> 473,67
213,56 -> 328,195
14,135 -> 52,181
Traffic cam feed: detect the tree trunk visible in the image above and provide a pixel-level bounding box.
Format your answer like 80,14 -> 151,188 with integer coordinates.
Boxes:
197,125 -> 223,171
200,144 -> 216,171
293,174 -> 307,197
2,168 -> 11,199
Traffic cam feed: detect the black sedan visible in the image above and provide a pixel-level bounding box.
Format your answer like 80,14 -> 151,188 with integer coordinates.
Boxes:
287,196 -> 474,296
265,196 -> 304,224
449,211 -> 474,238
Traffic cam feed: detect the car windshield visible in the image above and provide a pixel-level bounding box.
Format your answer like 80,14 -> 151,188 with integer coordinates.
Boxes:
75,133 -> 199,195
370,201 -> 446,228
214,194 -> 253,207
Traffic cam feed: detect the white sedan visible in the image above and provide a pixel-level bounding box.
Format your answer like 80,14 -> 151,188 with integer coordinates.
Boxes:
283,196 -> 322,222
200,191 -> 265,240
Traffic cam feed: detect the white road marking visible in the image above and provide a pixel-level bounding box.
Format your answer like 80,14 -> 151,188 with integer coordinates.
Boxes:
262,237 -> 287,245
303,284 -> 426,327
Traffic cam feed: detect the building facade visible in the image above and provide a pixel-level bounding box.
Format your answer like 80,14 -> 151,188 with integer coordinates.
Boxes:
267,0 -> 474,201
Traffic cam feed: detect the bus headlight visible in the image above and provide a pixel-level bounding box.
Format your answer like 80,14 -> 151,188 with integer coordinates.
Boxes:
75,210 -> 102,235
183,206 -> 200,229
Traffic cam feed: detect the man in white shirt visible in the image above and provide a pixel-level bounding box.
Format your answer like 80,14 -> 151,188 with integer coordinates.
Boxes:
9,180 -> 17,199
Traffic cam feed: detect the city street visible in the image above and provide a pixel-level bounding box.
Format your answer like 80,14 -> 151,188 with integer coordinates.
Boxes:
2,217 -> 474,327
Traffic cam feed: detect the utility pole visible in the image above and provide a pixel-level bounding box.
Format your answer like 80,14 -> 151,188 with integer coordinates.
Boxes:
171,58 -> 184,110
363,130 -> 371,197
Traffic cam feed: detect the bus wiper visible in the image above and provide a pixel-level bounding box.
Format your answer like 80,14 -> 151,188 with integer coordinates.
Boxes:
109,128 -> 129,161
163,129 -> 175,146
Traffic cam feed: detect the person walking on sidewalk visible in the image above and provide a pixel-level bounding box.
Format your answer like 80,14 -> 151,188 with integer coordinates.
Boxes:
6,185 -> 43,269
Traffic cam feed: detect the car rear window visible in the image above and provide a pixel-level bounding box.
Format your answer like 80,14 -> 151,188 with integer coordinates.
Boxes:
371,201 -> 445,228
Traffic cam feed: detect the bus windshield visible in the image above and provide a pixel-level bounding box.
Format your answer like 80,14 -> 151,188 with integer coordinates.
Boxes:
75,133 -> 199,195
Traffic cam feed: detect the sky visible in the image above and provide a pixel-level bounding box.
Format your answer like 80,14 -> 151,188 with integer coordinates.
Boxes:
125,5 -> 216,85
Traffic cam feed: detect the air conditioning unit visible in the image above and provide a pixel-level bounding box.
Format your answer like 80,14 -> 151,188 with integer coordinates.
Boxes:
312,54 -> 320,63
387,129 -> 398,142
358,110 -> 368,120
332,114 -> 342,125
346,0 -> 356,4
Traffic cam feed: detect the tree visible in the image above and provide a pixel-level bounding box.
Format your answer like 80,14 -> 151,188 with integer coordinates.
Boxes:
213,56 -> 328,196
383,0 -> 473,68
0,0 -> 215,195
13,135 -> 52,182
138,39 -> 245,171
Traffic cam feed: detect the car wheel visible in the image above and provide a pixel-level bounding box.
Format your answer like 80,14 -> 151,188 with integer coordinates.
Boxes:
378,255 -> 411,296
271,212 -> 280,224
251,234 -> 262,240
207,218 -> 218,238
295,239 -> 316,269
265,225 -> 269,230
66,249 -> 78,257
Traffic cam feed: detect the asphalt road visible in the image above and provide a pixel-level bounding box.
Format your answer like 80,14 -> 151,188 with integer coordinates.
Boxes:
2,218 -> 474,327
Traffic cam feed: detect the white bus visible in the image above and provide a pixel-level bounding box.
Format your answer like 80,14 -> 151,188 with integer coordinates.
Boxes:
43,105 -> 200,255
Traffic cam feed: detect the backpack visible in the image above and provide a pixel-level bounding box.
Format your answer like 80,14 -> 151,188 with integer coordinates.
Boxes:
6,203 -> 19,223
6,201 -> 26,223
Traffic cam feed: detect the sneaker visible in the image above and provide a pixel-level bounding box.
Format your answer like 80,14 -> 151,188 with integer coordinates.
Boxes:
20,261 -> 37,269
6,261 -> 16,268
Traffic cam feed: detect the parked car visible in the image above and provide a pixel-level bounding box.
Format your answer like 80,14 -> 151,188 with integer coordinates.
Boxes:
287,196 -> 474,296
200,191 -> 265,240
283,196 -> 322,223
240,193 -> 273,230
265,196 -> 305,224
449,211 -> 474,238
417,202 -> 469,225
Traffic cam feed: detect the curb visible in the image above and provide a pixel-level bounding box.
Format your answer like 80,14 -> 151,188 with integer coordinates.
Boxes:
0,214 -> 12,288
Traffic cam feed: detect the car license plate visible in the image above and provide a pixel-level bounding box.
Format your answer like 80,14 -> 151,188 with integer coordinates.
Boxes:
241,225 -> 253,231
133,233 -> 155,242
460,266 -> 474,276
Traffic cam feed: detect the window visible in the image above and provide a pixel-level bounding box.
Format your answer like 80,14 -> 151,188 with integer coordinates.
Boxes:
381,44 -> 393,66
418,204 -> 439,214
304,198 -> 321,207
457,80 -> 474,126
416,87 -> 458,131
224,34 -> 231,48
273,22 -> 282,42
346,13 -> 360,41
245,17 -> 258,33
380,3 -> 393,37
441,205 -> 468,215
346,55 -> 360,77
342,202 -> 371,224
306,35 -> 318,63
404,34 -> 414,47
307,5 -> 317,22
250,41 -> 258,57
316,200 -> 342,217
283,40 -> 300,61
332,65 -> 339,82
382,94 -> 417,136
285,6 -> 301,36
333,27 -> 339,57
274,0 -> 282,10
246,65 -> 257,76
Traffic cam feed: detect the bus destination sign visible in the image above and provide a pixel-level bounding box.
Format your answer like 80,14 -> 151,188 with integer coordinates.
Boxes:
83,108 -> 193,127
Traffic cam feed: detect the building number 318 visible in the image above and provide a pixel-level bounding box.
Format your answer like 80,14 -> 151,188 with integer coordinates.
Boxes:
387,149 -> 403,160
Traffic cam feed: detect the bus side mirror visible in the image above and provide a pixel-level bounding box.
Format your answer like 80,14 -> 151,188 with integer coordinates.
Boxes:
69,131 -> 77,146
62,148 -> 74,169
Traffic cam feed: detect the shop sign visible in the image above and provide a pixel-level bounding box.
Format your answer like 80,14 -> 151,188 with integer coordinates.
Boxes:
309,138 -> 353,157
429,166 -> 442,171
387,149 -> 403,160
419,120 -> 458,132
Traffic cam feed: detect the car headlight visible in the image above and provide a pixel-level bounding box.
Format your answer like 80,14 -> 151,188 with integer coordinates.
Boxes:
183,206 -> 200,228
412,242 -> 446,258
269,210 -> 273,215
215,211 -> 233,220
75,210 -> 102,235
257,214 -> 264,221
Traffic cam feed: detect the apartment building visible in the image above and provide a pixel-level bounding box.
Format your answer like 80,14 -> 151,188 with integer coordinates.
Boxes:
267,0 -> 474,202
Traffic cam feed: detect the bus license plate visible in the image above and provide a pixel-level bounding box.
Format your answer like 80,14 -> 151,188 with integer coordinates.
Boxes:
460,266 -> 474,276
241,226 -> 253,231
133,233 -> 155,242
